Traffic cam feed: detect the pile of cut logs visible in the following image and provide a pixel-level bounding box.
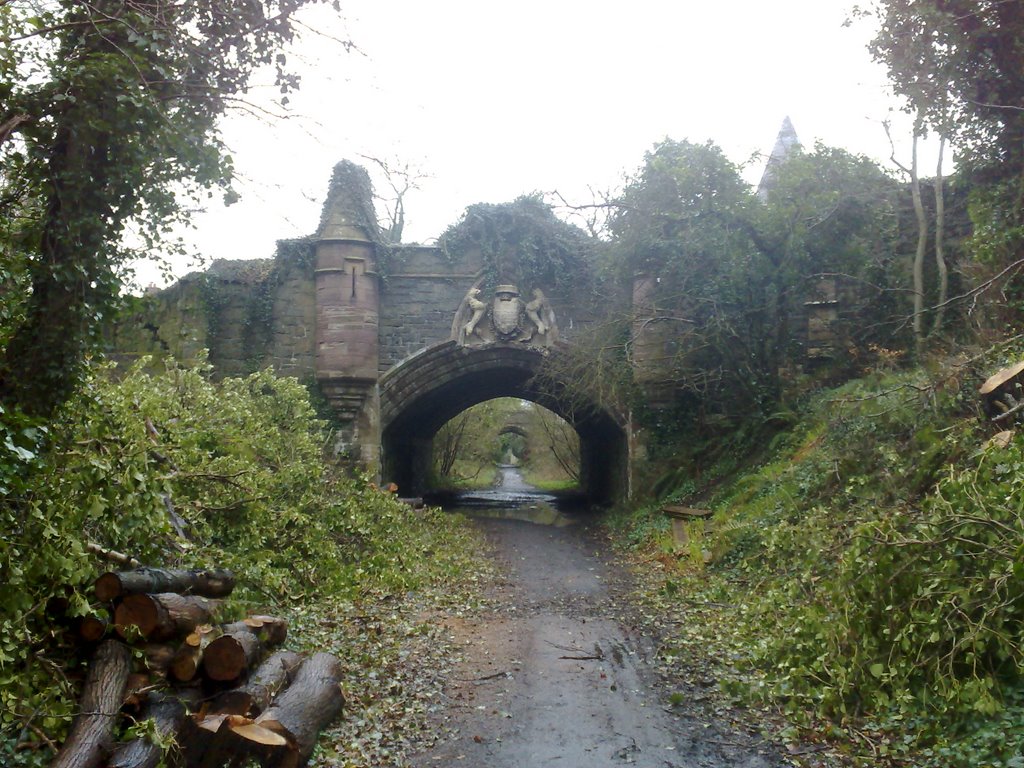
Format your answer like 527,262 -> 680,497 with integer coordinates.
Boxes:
51,566 -> 344,768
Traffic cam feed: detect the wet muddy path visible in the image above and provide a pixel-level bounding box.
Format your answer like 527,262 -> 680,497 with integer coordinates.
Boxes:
411,469 -> 785,768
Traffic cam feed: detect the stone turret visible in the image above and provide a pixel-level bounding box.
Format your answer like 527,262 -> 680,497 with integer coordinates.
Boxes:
757,116 -> 800,200
314,161 -> 382,472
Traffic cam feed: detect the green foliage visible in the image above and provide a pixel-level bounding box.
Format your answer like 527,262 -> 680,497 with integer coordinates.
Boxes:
518,402 -> 580,486
0,357 -> 477,761
864,0 -> 1024,304
865,0 -> 1024,179
609,138 -> 902,428
612,348 -> 1024,765
533,314 -> 638,423
431,398 -> 581,490
610,139 -> 755,281
432,398 -> 524,486
0,0 -> 332,417
438,195 -> 599,296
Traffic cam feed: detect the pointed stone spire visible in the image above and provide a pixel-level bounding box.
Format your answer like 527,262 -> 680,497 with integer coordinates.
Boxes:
317,160 -> 379,242
757,116 -> 800,200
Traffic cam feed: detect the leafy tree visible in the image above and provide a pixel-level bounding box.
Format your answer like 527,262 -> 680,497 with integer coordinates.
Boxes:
522,403 -> 579,483
865,0 -> 1024,270
0,0 -> 335,418
432,398 -> 523,485
864,1 -> 959,343
609,138 -> 900,422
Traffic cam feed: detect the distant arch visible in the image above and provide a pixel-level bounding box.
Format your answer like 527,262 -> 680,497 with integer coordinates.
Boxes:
380,341 -> 627,503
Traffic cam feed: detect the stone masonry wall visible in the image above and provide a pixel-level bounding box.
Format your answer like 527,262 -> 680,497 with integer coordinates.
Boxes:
378,243 -> 605,373
379,245 -> 480,372
111,243 -> 317,380
116,239 -> 605,384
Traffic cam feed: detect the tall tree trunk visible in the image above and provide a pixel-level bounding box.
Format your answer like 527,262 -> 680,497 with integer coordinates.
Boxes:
0,20 -> 119,418
931,135 -> 948,336
909,114 -> 927,351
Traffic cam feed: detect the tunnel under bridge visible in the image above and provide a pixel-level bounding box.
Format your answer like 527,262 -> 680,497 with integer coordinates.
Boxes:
380,341 -> 628,504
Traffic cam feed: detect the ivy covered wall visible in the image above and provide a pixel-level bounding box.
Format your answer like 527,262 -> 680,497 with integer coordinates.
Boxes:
111,238 -> 317,379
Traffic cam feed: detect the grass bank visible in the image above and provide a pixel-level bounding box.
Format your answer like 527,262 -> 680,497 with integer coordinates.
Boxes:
608,346 -> 1024,767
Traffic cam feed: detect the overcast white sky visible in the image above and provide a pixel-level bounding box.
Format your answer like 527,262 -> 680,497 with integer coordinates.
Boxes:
137,0 -> 935,287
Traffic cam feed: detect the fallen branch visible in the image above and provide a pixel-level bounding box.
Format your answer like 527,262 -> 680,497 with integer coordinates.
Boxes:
86,543 -> 142,569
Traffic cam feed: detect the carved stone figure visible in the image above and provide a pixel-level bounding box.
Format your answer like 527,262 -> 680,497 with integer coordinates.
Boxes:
452,282 -> 558,348
520,288 -> 552,341
459,287 -> 487,344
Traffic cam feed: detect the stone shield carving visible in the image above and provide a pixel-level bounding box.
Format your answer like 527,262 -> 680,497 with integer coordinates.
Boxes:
490,285 -> 524,340
453,283 -> 557,347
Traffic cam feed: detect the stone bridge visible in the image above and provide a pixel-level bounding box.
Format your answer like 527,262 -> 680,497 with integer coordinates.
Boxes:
118,128 -> 834,503
119,164 -> 638,503
313,168 -> 630,503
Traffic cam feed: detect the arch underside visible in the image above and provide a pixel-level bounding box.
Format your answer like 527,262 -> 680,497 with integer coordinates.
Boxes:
380,341 -> 627,504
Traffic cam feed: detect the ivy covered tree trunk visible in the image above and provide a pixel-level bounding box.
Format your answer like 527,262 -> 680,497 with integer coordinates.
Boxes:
0,71 -> 118,417
909,116 -> 927,350
931,136 -> 948,336
0,0 -> 325,418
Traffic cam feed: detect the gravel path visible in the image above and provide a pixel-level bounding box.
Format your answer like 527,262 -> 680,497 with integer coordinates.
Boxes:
410,484 -> 787,768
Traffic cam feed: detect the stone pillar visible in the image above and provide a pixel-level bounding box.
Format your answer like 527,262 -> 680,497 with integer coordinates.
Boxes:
630,273 -> 675,409
314,162 -> 382,477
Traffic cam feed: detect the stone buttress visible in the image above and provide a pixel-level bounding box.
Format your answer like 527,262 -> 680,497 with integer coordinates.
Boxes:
314,163 -> 382,474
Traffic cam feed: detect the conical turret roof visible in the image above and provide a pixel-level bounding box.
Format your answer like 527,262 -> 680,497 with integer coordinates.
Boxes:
757,116 -> 800,199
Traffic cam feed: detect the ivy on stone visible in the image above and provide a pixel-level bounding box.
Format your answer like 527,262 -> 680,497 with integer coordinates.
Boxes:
438,194 -> 599,297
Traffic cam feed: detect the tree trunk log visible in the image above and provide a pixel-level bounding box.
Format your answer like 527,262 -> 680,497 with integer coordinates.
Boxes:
253,652 -> 345,767
121,673 -> 153,712
80,615 -> 109,643
187,713 -> 286,768
171,625 -> 220,682
980,360 -> 1024,421
114,594 -> 220,641
142,644 -> 177,676
202,617 -> 287,682
209,650 -> 303,717
95,568 -> 235,602
105,692 -> 189,768
51,639 -> 132,768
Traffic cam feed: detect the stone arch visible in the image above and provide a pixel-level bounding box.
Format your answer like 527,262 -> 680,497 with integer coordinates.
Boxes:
380,340 -> 628,504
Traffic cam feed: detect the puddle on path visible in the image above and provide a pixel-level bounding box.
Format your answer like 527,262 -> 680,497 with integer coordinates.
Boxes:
441,465 -> 581,527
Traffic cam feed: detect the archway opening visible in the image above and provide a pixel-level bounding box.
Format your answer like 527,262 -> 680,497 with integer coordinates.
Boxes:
431,398 -> 581,492
380,342 -> 627,505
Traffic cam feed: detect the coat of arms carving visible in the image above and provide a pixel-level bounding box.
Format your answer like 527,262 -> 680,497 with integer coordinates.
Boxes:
490,284 -> 525,340
453,283 -> 557,348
